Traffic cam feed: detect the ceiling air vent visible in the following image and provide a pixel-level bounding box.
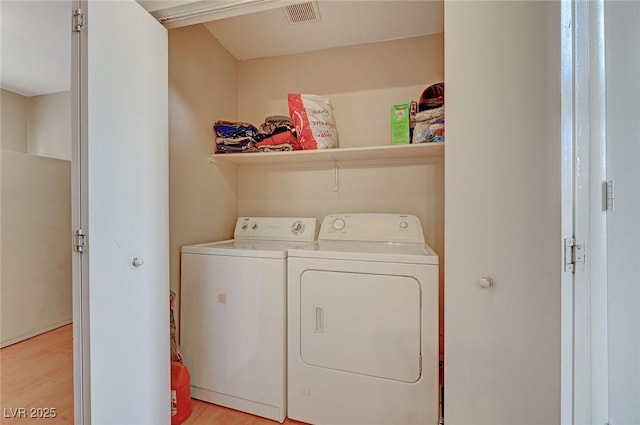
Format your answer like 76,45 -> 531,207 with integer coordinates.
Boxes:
283,1 -> 320,24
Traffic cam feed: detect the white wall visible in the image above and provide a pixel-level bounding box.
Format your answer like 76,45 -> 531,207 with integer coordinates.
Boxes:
1,89 -> 28,153
1,151 -> 72,347
445,2 -> 561,424
0,88 -> 71,160
27,91 -> 72,160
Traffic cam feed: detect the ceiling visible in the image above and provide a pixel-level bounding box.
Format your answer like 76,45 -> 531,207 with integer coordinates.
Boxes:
200,1 -> 443,61
0,0 -> 442,97
0,1 -> 72,96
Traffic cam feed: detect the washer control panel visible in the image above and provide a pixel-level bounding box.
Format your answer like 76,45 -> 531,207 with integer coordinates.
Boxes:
319,213 -> 425,243
234,217 -> 317,241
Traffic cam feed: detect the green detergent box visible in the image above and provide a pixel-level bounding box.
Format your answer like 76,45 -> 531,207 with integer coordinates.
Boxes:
391,104 -> 410,145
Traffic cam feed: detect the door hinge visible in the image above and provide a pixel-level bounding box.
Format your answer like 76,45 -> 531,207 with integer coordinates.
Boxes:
564,237 -> 584,272
606,180 -> 615,211
73,229 -> 87,253
72,9 -> 85,32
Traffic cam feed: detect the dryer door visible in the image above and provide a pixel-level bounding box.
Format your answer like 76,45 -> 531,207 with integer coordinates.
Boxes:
300,270 -> 421,383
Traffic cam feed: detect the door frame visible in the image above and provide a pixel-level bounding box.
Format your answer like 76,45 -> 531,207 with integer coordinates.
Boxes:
71,0 -> 91,423
560,1 -> 575,423
563,0 -> 609,424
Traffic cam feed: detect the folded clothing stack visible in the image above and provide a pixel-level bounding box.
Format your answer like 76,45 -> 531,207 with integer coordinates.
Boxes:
214,116 -> 302,154
214,121 -> 260,154
256,115 -> 300,152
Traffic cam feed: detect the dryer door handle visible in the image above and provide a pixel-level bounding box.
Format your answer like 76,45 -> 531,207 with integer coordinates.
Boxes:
314,306 -> 324,333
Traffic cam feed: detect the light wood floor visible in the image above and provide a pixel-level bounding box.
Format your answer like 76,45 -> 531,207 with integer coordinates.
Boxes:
185,399 -> 307,425
1,325 -> 74,424
1,325 -> 307,425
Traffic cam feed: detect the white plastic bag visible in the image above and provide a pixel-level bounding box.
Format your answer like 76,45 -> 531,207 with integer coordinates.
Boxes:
288,94 -> 339,150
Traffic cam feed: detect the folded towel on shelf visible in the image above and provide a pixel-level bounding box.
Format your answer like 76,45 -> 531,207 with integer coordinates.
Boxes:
410,105 -> 445,144
413,118 -> 445,144
258,143 -> 293,152
216,136 -> 257,145
256,130 -> 300,151
213,120 -> 261,154
213,120 -> 259,140
216,142 -> 259,154
259,116 -> 296,139
411,106 -> 444,124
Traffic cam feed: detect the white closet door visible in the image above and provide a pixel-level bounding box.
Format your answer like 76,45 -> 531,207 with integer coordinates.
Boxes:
605,2 -> 640,424
86,1 -> 169,424
444,2 -> 562,424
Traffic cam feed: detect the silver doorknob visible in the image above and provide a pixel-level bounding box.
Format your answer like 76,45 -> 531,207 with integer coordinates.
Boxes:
477,277 -> 495,289
132,257 -> 144,267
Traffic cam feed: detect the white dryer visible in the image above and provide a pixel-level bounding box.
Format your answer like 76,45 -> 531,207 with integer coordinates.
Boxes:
287,213 -> 439,425
180,217 -> 317,423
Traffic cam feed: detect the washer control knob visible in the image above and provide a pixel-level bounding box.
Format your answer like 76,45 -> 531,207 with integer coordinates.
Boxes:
292,221 -> 305,234
399,221 -> 409,230
332,218 -> 345,231
251,223 -> 258,230
241,223 -> 248,230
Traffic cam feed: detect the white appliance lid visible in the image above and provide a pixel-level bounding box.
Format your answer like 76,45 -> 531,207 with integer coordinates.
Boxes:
182,239 -> 316,258
292,213 -> 437,263
288,240 -> 439,265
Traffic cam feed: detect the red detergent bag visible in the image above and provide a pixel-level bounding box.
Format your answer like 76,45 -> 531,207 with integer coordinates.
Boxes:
288,93 -> 339,150
171,362 -> 192,425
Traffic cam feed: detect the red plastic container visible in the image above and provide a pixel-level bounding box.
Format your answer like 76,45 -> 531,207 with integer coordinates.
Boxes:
171,362 -> 192,425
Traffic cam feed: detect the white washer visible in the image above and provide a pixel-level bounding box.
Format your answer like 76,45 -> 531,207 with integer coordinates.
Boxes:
288,213 -> 439,425
181,217 -> 317,423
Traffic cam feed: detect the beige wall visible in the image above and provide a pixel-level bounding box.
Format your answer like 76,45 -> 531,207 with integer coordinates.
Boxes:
168,24 -> 239,330
170,30 -> 445,341
28,91 -> 71,160
445,1 -> 561,423
1,88 -> 72,346
1,151 -> 72,347
238,160 -> 445,310
0,88 -> 71,160
1,89 -> 28,153
237,34 -> 444,148
234,33 -> 445,347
